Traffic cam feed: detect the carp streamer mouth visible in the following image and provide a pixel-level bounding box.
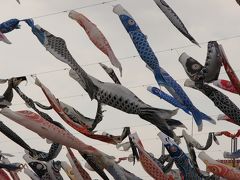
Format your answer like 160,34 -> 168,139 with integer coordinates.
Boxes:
113,4 -> 132,18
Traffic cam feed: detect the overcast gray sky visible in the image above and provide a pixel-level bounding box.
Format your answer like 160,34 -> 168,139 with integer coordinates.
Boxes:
1,0 -> 240,179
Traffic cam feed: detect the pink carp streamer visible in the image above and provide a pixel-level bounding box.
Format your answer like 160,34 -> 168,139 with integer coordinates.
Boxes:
0,169 -> 11,180
0,108 -> 129,179
213,79 -> 239,94
68,10 -> 122,76
0,108 -> 93,154
66,148 -> 91,180
66,152 -> 83,180
219,44 -> 240,94
129,133 -> 173,180
35,77 -> 128,145
199,151 -> 240,179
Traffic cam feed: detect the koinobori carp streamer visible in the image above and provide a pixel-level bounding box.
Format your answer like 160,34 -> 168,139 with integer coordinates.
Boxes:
179,41 -> 222,83
158,131 -> 203,179
153,0 -> 200,47
129,132 -> 173,180
185,79 -> 240,126
114,4 -> 215,131
68,10 -> 122,76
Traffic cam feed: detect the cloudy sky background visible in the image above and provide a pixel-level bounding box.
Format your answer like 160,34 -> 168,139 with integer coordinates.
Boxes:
1,0 -> 240,179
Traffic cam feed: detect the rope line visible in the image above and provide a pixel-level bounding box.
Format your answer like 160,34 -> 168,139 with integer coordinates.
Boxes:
30,0 -> 118,19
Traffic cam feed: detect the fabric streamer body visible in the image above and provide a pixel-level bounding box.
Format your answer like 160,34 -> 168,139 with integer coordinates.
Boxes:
46,160 -> 63,180
199,151 -> 240,179
99,63 -> 121,84
219,44 -> 240,94
76,72 -> 175,116
5,171 -> 20,180
33,142 -> 62,163
83,147 -> 141,180
201,41 -> 222,83
68,10 -> 122,76
129,133 -> 173,180
23,154 -> 51,179
23,168 -> 40,180
113,5 -> 185,108
59,101 -> 103,131
0,19 -> 20,33
0,121 -> 38,157
15,77 -> 101,132
178,52 -> 204,82
179,41 -> 222,83
113,4 -> 214,131
182,132 -> 200,176
166,169 -> 183,180
158,132 -> 203,180
182,129 -> 218,150
66,152 -> 84,180
0,169 -> 11,180
70,69 -> 180,140
24,156 -> 63,180
0,108 -> 130,180
113,4 -> 167,86
26,20 -> 97,100
66,148 -> 91,180
185,80 -> 240,126
160,67 -> 215,131
36,77 -> 129,145
60,161 -> 75,180
217,114 -> 239,126
213,79 -> 239,94
0,108 -> 105,157
0,163 -> 23,172
0,157 -> 20,180
153,0 -> 200,47
181,130 -> 219,178
214,129 -> 240,139
13,84 -> 63,161
0,18 -> 21,44
147,86 -> 190,114
0,32 -> 11,44
0,77 -> 18,108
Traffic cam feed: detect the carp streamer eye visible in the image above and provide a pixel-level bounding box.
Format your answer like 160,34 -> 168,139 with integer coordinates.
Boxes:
169,146 -> 177,152
192,64 -> 201,70
153,88 -> 160,94
35,163 -> 44,170
128,19 -> 135,25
